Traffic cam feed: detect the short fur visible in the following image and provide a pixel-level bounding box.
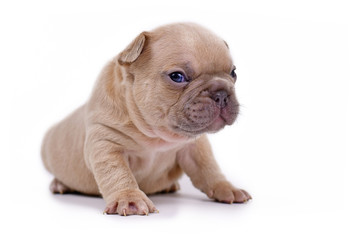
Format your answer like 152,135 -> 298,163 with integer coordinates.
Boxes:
41,23 -> 251,216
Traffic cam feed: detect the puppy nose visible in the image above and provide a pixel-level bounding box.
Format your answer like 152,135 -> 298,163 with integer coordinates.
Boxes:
211,90 -> 229,108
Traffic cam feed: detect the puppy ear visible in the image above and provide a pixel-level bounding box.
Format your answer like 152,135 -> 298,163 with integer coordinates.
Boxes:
118,32 -> 147,64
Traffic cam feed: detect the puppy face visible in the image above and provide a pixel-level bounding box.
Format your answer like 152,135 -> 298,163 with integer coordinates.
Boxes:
122,23 -> 239,139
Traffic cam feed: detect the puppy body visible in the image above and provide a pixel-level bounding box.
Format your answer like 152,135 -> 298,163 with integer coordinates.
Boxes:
42,23 -> 251,215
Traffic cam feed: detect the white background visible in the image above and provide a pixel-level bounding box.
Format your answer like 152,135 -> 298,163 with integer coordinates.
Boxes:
0,0 -> 359,239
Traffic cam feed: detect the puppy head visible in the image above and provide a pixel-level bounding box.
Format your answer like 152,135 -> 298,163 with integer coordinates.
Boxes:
118,23 -> 239,139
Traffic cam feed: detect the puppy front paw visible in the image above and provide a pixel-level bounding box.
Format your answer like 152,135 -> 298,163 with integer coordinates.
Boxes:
207,181 -> 252,204
103,189 -> 158,216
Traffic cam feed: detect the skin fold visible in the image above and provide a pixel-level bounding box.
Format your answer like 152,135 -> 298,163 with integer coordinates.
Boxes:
41,23 -> 251,216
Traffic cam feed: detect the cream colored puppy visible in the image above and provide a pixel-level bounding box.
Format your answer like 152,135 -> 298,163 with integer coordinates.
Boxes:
42,23 -> 251,216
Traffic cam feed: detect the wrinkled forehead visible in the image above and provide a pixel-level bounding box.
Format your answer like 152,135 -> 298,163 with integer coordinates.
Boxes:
148,24 -> 234,74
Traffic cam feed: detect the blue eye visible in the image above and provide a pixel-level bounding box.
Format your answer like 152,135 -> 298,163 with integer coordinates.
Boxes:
169,72 -> 187,83
231,68 -> 237,80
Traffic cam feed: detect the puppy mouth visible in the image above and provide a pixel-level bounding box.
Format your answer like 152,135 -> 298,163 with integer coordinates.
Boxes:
171,99 -> 239,136
209,113 -> 229,131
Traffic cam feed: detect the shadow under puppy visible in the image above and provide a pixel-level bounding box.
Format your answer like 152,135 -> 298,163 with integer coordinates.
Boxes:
41,23 -> 251,216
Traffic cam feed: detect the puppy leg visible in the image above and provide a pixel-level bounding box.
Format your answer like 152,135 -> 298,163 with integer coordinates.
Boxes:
158,181 -> 180,194
50,178 -> 73,194
177,135 -> 251,203
85,139 -> 157,216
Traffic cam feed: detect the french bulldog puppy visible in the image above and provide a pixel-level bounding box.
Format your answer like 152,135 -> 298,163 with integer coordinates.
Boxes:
41,23 -> 251,216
